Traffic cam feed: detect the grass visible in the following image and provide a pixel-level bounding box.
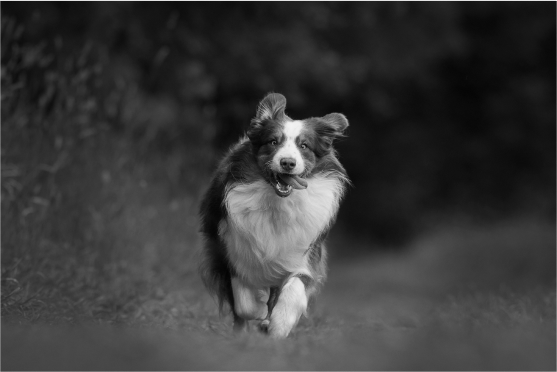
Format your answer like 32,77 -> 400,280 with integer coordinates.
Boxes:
2,220 -> 556,370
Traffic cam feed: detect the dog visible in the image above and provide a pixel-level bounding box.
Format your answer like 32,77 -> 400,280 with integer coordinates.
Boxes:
199,93 -> 349,338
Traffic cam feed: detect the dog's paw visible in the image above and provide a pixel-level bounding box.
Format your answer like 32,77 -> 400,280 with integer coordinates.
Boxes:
259,319 -> 270,333
267,314 -> 297,339
233,318 -> 248,333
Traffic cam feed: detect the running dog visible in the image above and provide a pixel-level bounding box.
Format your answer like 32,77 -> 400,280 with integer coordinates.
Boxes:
199,93 -> 349,338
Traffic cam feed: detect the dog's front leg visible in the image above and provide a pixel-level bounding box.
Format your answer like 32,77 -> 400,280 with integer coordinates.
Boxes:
267,275 -> 308,339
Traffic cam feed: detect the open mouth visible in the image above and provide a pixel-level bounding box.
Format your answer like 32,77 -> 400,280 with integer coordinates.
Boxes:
272,173 -> 308,197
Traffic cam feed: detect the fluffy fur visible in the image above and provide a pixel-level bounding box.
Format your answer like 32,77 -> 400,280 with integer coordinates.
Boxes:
199,93 -> 349,338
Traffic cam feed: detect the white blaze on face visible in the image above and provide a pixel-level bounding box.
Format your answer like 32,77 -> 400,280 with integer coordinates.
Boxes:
273,120 -> 305,174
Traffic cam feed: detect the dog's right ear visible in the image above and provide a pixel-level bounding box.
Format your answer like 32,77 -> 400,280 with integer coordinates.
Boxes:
255,93 -> 287,122
248,93 -> 287,141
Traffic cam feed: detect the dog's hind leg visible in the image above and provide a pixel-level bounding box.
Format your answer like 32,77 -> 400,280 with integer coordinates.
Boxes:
231,277 -> 268,333
259,286 -> 280,333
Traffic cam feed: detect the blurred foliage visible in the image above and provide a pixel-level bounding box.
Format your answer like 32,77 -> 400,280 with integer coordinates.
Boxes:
2,2 -> 555,250
1,13 -> 202,321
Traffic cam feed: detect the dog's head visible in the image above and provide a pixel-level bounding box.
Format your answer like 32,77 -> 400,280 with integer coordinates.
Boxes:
247,93 -> 349,197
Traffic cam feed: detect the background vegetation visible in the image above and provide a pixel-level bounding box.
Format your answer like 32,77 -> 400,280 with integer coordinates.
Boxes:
1,2 -> 555,370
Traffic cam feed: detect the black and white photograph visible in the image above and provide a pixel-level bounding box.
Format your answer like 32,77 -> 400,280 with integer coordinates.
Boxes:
1,2 -> 556,370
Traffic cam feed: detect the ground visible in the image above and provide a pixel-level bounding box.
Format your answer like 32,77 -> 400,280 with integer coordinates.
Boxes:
2,219 -> 555,371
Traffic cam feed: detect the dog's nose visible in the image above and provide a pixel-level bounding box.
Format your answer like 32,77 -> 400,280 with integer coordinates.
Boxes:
280,158 -> 296,171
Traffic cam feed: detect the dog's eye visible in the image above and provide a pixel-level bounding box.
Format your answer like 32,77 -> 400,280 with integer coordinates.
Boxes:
270,140 -> 277,146
301,143 -> 308,150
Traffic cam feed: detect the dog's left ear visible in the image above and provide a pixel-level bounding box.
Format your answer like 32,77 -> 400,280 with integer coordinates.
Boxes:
321,113 -> 349,138
311,113 -> 349,155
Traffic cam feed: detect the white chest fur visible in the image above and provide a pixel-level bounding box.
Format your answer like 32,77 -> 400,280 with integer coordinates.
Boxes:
219,174 -> 344,288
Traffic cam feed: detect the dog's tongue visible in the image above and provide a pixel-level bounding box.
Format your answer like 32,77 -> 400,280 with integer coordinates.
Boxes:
277,174 -> 307,190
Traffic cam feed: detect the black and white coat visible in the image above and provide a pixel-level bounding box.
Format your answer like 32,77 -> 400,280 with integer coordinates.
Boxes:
199,93 -> 349,338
